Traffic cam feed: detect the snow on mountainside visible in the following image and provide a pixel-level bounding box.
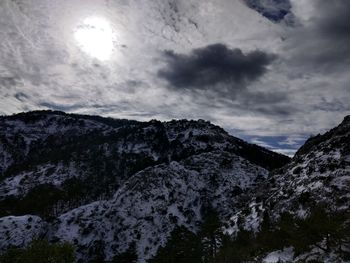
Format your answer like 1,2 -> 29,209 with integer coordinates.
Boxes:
0,215 -> 47,251
268,115 -> 350,218
0,110 -> 289,261
0,162 -> 81,199
226,116 -> 350,262
1,111 -> 349,262
52,151 -> 267,262
0,111 -> 288,219
0,111 -> 114,176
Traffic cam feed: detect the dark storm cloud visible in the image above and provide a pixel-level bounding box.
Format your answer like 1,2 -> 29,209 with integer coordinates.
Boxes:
158,44 -> 276,90
291,0 -> 350,70
158,44 -> 290,117
315,0 -> 350,65
316,0 -> 350,39
316,0 -> 350,62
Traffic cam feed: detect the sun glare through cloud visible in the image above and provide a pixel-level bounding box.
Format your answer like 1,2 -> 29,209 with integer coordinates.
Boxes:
74,16 -> 114,61
1,1 -> 350,262
0,0 -> 349,156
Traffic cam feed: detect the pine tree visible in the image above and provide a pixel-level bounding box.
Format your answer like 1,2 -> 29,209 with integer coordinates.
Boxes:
112,242 -> 138,263
0,240 -> 75,263
149,226 -> 202,263
199,208 -> 223,263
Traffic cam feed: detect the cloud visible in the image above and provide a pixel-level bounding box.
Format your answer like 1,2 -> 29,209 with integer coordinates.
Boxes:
158,44 -> 276,92
157,44 -> 291,117
0,77 -> 20,89
313,0 -> 350,65
235,90 -> 291,116
0,0 -> 349,155
14,92 -> 29,102
287,0 -> 350,72
316,0 -> 350,40
249,134 -> 309,157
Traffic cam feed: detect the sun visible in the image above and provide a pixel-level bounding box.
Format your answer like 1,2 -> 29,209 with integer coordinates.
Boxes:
74,17 -> 114,61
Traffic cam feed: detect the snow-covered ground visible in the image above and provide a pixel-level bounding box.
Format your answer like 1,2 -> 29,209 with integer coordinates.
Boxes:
0,112 -> 349,262
52,150 -> 267,262
0,215 -> 47,251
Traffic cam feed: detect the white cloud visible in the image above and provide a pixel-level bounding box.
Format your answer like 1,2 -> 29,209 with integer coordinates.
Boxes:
0,0 -> 349,153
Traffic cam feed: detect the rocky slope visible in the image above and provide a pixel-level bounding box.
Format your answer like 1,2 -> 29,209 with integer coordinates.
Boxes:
0,111 -> 349,262
0,111 -> 288,219
0,111 -> 289,260
226,116 -> 350,262
52,151 -> 268,262
268,115 -> 350,218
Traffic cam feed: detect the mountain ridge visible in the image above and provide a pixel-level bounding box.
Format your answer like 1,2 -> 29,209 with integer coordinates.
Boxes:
0,111 -> 349,262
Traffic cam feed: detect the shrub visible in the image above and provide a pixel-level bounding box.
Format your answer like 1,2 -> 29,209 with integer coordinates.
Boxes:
0,240 -> 75,263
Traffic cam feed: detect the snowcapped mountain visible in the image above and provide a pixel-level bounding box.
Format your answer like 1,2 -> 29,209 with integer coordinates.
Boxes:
226,116 -> 350,262
267,115 -> 350,218
0,111 -> 287,259
0,111 -> 349,262
0,111 -> 288,218
52,150 -> 270,262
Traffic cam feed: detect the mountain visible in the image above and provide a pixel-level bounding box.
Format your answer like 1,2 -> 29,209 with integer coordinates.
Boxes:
0,111 -> 288,218
223,115 -> 350,262
267,115 -> 350,219
0,111 -> 349,263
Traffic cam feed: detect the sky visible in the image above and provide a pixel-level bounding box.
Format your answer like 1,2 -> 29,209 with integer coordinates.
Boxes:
0,0 -> 349,156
